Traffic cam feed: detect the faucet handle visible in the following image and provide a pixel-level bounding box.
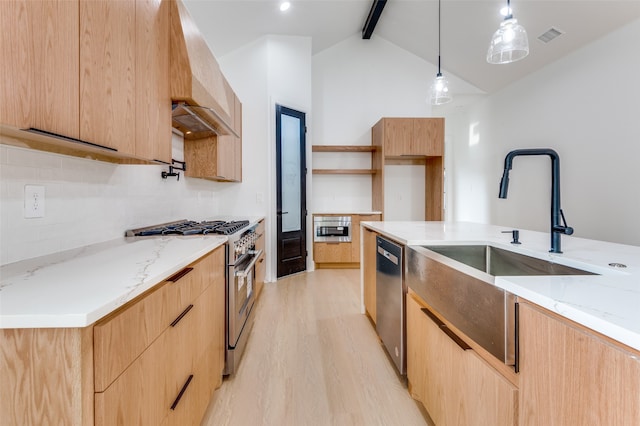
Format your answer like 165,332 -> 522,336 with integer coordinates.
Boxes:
502,229 -> 521,244
555,209 -> 574,235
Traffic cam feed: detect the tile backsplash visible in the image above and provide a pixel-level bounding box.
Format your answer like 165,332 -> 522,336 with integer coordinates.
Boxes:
0,135 -> 220,265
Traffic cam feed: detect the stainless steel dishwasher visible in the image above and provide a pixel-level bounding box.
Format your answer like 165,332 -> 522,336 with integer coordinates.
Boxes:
376,235 -> 405,375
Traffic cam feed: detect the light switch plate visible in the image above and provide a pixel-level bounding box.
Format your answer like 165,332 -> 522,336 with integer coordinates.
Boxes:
24,185 -> 45,218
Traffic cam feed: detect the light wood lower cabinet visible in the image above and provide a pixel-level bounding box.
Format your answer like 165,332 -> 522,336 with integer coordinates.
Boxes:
407,292 -> 518,426
362,227 -> 378,323
255,219 -> 266,297
518,301 -> 640,425
313,214 -> 380,268
0,246 -> 225,426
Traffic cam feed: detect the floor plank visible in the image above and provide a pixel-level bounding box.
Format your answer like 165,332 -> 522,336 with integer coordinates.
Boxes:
201,269 -> 428,426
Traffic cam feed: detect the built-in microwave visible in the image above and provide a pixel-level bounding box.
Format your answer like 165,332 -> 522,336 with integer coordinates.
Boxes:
313,216 -> 352,242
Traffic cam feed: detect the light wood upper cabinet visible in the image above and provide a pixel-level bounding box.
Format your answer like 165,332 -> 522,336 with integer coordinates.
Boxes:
1,0 -> 171,164
382,118 -> 413,157
80,0 -> 171,162
518,301 -> 640,425
184,92 -> 242,182
371,117 -> 444,220
0,0 -> 80,138
375,117 -> 444,157
135,0 -> 171,163
80,0 -> 136,154
413,118 -> 444,156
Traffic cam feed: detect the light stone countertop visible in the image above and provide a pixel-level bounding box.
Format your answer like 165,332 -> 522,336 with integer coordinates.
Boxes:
361,221 -> 640,352
0,235 -> 227,329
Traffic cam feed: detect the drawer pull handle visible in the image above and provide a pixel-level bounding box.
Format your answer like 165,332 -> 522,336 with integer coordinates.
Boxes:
170,374 -> 194,410
170,304 -> 194,327
167,267 -> 193,283
420,308 -> 471,351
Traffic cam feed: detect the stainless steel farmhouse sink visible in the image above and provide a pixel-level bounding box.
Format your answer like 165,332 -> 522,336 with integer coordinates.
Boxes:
424,244 -> 596,277
406,244 -> 596,370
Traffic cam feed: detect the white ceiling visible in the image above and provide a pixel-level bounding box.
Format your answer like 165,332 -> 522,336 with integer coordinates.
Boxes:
184,0 -> 640,94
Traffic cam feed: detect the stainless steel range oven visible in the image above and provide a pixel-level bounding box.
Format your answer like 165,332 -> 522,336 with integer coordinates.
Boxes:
125,219 -> 262,376
224,222 -> 262,375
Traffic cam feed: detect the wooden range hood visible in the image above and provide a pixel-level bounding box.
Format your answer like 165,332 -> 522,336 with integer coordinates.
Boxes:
169,0 -> 238,139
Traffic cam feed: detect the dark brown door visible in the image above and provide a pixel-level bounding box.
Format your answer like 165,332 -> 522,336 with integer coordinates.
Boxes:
275,105 -> 307,278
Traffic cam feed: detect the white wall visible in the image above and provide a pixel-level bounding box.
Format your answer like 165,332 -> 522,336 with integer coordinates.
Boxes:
448,19 -> 640,246
311,34 -> 481,219
219,35 -> 312,277
0,134 -> 219,265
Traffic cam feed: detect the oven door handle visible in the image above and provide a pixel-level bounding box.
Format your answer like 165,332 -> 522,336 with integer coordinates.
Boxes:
235,249 -> 263,278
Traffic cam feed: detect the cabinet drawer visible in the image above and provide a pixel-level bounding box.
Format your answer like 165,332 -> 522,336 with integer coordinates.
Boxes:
313,242 -> 352,263
95,316 -> 173,426
93,281 -> 170,392
95,279 -> 214,426
94,251 -> 214,392
255,220 -> 265,252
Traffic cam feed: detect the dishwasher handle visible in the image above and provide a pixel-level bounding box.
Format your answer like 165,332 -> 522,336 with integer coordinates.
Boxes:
377,246 -> 399,265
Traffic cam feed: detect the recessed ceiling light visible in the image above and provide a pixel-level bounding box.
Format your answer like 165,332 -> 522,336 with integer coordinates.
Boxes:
280,2 -> 291,12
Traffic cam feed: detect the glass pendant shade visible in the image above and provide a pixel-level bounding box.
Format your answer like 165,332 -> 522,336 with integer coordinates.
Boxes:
487,18 -> 529,64
430,73 -> 452,105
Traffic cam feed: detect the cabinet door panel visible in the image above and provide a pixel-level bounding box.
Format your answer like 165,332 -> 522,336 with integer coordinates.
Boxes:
0,0 -> 79,137
80,0 -> 135,153
135,0 -> 171,163
407,293 -> 517,426
383,118 -> 412,157
313,242 -> 352,263
519,302 -> 640,426
413,118 -> 444,156
95,325 -> 172,426
94,282 -> 169,392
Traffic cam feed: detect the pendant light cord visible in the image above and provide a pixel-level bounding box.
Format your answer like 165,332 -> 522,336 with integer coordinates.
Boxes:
506,0 -> 513,20
437,0 -> 442,76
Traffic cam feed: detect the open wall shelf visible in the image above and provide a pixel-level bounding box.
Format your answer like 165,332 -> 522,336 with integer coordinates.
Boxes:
311,145 -> 377,175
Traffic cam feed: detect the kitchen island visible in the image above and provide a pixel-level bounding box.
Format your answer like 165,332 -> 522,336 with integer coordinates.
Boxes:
361,220 -> 640,350
361,221 -> 640,425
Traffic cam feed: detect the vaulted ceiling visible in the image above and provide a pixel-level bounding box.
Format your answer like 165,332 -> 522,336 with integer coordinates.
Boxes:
184,1 -> 640,94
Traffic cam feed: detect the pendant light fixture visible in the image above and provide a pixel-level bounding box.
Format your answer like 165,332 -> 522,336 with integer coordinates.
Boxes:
430,0 -> 452,105
487,0 -> 529,64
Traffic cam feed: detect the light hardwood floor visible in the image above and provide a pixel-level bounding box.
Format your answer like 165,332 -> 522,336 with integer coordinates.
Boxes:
201,269 -> 428,426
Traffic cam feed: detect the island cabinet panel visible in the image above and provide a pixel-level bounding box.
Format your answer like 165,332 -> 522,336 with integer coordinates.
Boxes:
518,301 -> 640,426
407,292 -> 518,426
362,227 -> 378,323
0,0 -> 80,137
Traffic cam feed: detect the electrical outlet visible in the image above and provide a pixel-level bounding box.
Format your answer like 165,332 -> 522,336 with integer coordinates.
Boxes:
24,185 -> 45,218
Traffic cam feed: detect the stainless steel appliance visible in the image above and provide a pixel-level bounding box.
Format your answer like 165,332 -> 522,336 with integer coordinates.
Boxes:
375,235 -> 405,375
313,216 -> 351,242
125,219 -> 262,375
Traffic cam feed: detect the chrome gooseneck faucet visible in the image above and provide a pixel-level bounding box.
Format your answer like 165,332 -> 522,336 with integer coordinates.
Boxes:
498,148 -> 574,253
